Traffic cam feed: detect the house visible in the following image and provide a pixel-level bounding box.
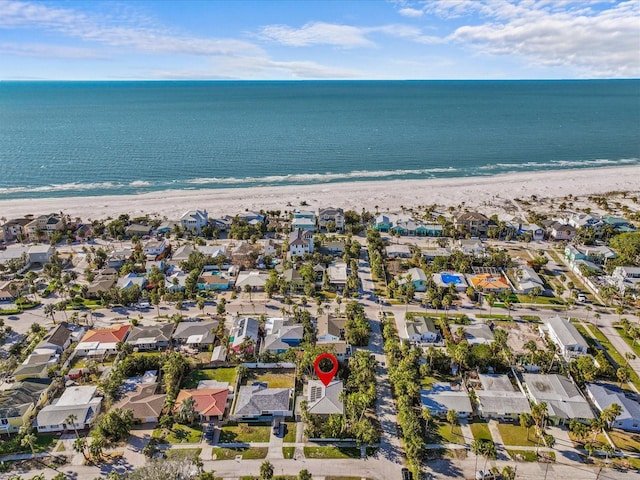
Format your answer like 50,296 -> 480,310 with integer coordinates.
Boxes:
306,380 -> 344,416
261,319 -> 303,354
322,241 -> 345,256
169,244 -> 195,265
422,247 -> 452,260
385,244 -> 412,259
172,321 -> 217,351
542,316 -> 588,360
125,223 -> 152,237
13,352 -> 58,381
564,245 -> 616,266
115,383 -> 166,424
180,209 -> 209,234
107,248 -> 133,269
145,260 -> 165,274
126,324 -> 174,351
567,213 -> 604,230
74,324 -> 130,357
211,346 -> 227,363
34,322 -> 74,354
607,266 -> 640,295
1,218 -> 31,242
36,385 -> 102,433
416,223 -> 444,237
513,223 -> 545,241
262,239 -> 281,257
398,268 -> 428,292
235,270 -> 269,291
476,374 -> 531,420
86,270 -> 117,298
433,271 -> 468,292
143,238 -> 168,257
282,268 -> 305,291
232,384 -> 292,420
327,262 -> 348,288
230,317 -> 260,352
197,268 -> 231,291
25,214 -> 64,240
117,273 -> 147,290
291,217 -> 316,232
513,265 -> 546,294
450,323 -> 494,345
456,239 -> 485,256
0,379 -> 51,433
317,340 -> 351,361
175,388 -> 229,422
420,383 -> 473,418
586,383 -> 640,432
405,317 -> 438,343
454,212 -> 492,236
602,216 -> 636,232
27,245 -> 54,264
523,373 -> 594,425
316,315 -> 346,342
165,272 -> 188,292
373,215 -> 391,232
546,221 -> 576,241
289,229 -> 314,256
156,220 -> 178,235
467,273 -> 511,293
317,207 -> 345,232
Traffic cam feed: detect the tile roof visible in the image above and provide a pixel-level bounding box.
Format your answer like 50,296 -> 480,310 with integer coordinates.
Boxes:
175,388 -> 228,417
79,324 -> 130,344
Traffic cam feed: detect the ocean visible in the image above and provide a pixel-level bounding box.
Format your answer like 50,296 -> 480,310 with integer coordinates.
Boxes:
0,80 -> 638,200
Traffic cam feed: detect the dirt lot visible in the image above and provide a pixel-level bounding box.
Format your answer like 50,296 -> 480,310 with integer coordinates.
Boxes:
492,320 -> 545,353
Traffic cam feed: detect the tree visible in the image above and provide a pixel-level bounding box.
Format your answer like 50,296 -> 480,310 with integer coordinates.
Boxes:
65,413 -> 80,440
298,469 -> 313,480
531,401 -> 548,435
260,460 -> 274,480
446,409 -> 459,433
93,408 -> 135,443
177,396 -> 198,425
617,366 -> 630,387
73,437 -> 88,461
20,431 -> 37,456
520,412 -> 534,441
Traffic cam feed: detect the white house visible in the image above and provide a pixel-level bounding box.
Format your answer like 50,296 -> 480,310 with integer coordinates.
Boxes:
180,209 -> 209,234
608,266 -> 640,295
36,386 -> 102,433
317,207 -> 345,231
143,238 -> 168,257
289,229 -> 314,256
514,265 -> 546,294
586,383 -> 640,432
542,316 -> 588,360
405,317 -> 438,343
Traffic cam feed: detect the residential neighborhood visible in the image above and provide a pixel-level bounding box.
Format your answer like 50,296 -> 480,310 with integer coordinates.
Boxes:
0,194 -> 639,480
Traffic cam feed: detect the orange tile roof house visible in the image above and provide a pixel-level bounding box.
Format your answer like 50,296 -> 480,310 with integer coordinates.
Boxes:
174,388 -> 229,422
468,273 -> 511,293
74,324 -> 130,357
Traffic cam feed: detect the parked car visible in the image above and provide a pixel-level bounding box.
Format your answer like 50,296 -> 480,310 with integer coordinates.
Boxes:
401,467 -> 413,480
476,470 -> 497,480
272,418 -> 281,435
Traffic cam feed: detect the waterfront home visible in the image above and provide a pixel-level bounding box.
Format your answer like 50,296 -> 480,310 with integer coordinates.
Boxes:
232,384 -> 292,421
115,383 -> 166,424
454,212 -> 492,236
0,379 -> 51,434
475,374 -> 531,421
398,267 -> 428,292
405,317 -> 438,343
602,216 -> 636,232
289,228 -> 314,256
545,221 -> 576,241
25,214 -> 64,240
541,316 -> 588,360
172,321 -> 217,351
27,245 -> 54,265
586,383 -> 640,432
230,317 -> 260,353
306,380 -> 344,416
156,220 -> 178,235
316,315 -> 346,342
36,386 -> 102,433
433,271 -> 468,292
420,383 -> 473,418
75,324 -> 130,357
180,209 -> 209,234
0,218 -> 31,242
125,223 -> 152,238
567,212 -> 604,230
373,215 -> 391,232
467,273 -> 511,293
175,388 -> 229,422
523,373 -> 594,425
143,238 -> 168,257
317,207 -> 345,231
126,323 -> 174,351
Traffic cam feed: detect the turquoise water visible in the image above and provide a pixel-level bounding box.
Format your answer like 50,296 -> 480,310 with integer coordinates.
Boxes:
440,274 -> 463,285
0,80 -> 638,199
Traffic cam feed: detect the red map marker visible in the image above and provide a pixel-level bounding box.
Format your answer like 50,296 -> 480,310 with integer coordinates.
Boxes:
314,352 -> 339,386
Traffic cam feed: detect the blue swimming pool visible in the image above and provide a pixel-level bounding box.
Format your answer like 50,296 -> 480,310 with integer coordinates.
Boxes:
440,274 -> 462,285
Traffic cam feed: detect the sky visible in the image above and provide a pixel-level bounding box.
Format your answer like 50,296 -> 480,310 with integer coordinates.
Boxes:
0,0 -> 638,80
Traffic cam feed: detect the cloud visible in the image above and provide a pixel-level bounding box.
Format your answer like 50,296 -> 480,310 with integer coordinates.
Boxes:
0,42 -> 104,59
258,22 -> 374,47
0,0 -> 261,57
398,7 -> 424,18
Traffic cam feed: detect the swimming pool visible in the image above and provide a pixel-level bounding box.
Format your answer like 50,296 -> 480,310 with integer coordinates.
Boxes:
440,273 -> 463,285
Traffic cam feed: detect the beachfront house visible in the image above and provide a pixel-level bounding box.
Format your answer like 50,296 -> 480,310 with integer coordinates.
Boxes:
317,207 -> 345,232
289,229 -> 314,256
454,212 -> 492,236
180,209 -> 209,234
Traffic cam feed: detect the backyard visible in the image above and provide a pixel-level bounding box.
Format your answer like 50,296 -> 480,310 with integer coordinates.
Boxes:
152,423 -> 203,444
303,446 -> 362,459
218,424 -> 271,443
469,421 -> 492,441
496,423 -> 538,447
183,367 -> 238,389
242,368 -> 296,389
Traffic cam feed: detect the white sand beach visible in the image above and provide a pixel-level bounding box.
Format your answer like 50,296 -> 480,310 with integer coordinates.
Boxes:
0,166 -> 639,220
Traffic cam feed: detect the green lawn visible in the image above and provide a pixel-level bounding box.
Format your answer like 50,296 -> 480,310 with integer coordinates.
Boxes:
183,367 -> 238,389
420,375 -> 440,389
609,429 -> 640,453
614,327 -> 640,357
165,448 -> 202,461
219,424 -> 271,443
243,369 -> 295,389
469,421 -> 492,441
436,422 -> 465,445
283,422 -> 297,443
520,315 -> 542,322
516,294 -> 564,305
283,446 -> 295,459
303,446 -> 361,459
496,423 -> 537,447
152,423 -> 203,444
212,447 -> 268,460
476,314 -> 511,320
0,433 -> 58,455
507,449 -> 541,462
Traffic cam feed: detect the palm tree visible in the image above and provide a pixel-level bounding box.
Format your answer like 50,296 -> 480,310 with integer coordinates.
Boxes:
520,412 -> 534,441
65,413 -> 80,439
260,460 -> 274,480
177,396 -> 198,425
446,409 -> 458,433
44,304 -> 56,324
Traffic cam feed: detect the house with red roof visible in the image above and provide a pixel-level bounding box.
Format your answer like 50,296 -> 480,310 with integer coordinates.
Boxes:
174,388 -> 229,422
74,324 -> 130,357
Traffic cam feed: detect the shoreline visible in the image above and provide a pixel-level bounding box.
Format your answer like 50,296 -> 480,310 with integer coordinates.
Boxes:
1,165 -> 639,220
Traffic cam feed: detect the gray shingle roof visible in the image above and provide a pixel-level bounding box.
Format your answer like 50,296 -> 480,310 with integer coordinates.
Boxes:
172,321 -> 217,344
126,323 -> 174,344
307,380 -> 344,415
586,383 -> 640,423
420,383 -> 473,414
523,374 -> 594,420
546,316 -> 588,349
233,385 -> 291,416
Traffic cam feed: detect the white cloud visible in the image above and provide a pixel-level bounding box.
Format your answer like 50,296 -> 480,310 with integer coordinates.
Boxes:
258,22 -> 374,47
0,42 -> 104,59
398,7 -> 424,18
